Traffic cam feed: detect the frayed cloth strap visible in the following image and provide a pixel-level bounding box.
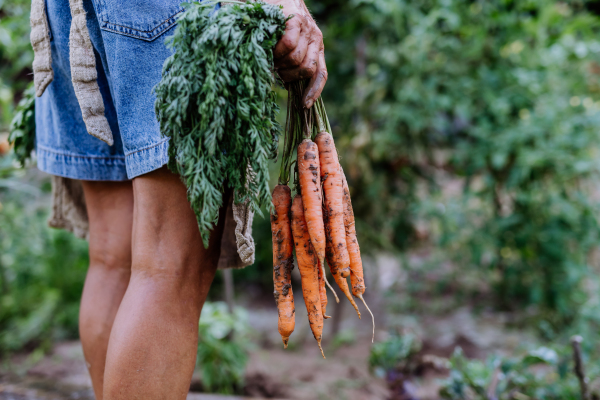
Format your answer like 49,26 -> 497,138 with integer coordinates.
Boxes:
232,195 -> 255,266
218,193 -> 256,270
48,176 -> 89,240
30,0 -> 54,97
68,0 -> 114,145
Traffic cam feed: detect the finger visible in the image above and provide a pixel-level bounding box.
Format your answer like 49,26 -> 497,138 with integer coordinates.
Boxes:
278,38 -> 319,82
275,33 -> 309,69
273,16 -> 303,59
302,50 -> 327,109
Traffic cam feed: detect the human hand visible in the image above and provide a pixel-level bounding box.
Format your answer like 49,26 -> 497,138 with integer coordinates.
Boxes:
266,0 -> 327,109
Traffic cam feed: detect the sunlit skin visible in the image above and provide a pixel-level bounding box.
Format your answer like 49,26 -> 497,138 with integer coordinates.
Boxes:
76,1 -> 325,398
81,168 -> 229,399
79,180 -> 133,400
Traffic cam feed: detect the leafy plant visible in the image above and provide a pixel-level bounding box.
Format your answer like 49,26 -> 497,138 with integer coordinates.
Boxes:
196,301 -> 252,394
311,0 -> 600,320
440,344 -> 599,400
369,331 -> 422,378
0,0 -> 34,130
154,0 -> 288,246
8,82 -> 36,167
0,157 -> 89,355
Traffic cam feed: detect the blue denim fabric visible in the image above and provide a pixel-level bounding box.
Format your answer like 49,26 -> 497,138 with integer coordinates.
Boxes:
36,0 -> 185,180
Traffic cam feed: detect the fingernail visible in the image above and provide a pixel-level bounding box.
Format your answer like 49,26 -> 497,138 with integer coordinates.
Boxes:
305,99 -> 313,108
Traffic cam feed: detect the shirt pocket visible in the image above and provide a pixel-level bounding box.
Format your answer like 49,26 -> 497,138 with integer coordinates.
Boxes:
94,0 -> 184,41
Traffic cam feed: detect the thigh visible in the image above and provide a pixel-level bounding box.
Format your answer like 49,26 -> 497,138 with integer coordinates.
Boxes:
130,167 -> 229,279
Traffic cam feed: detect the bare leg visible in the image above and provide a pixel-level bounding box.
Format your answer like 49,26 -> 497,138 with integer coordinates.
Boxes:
80,181 -> 134,400
103,167 -> 228,399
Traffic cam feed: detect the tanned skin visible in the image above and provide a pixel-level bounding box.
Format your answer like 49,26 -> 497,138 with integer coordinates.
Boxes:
77,1 -> 325,397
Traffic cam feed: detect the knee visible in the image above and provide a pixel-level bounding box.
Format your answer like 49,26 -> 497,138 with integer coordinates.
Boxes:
88,233 -> 132,274
131,247 -> 210,282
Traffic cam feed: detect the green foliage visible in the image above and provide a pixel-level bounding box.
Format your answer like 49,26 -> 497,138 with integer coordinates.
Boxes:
440,345 -> 598,399
312,0 -> 600,318
369,331 -> 422,378
154,0 -> 288,246
196,301 -> 251,394
0,0 -> 34,130
8,82 -> 36,167
0,158 -> 89,354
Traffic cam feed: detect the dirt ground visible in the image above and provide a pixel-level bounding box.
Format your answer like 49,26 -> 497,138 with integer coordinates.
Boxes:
0,340 -> 386,400
0,254 -> 536,400
0,303 -> 531,400
0,299 -> 389,400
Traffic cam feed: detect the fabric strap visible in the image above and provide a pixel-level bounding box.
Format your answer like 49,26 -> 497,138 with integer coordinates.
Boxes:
30,0 -> 54,97
68,0 -> 114,145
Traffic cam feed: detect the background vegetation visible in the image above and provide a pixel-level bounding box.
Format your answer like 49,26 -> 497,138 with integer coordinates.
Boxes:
3,0 -> 600,396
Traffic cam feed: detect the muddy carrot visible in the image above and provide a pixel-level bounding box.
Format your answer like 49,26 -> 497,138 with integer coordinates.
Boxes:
315,132 -> 351,279
291,195 -> 325,358
271,185 -> 295,348
341,170 -> 375,341
317,258 -> 330,319
323,202 -> 361,319
298,138 -> 338,301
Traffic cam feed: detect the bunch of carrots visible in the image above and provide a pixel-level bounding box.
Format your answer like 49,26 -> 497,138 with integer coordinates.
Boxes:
271,82 -> 373,358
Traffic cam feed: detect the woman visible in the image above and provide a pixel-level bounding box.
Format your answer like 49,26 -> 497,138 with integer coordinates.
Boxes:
31,0 -> 326,397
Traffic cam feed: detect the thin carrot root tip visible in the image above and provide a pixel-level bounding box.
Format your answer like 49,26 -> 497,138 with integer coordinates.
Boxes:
321,262 -> 339,303
349,295 -> 361,319
324,314 -> 332,319
358,294 -> 375,343
318,341 -> 326,359
282,337 -> 290,349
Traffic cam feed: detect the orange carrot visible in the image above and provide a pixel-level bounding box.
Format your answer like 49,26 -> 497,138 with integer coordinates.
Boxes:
271,185 -> 295,348
317,258 -> 330,319
341,170 -> 375,341
298,138 -> 338,301
315,132 -> 351,279
291,195 -> 325,358
323,203 -> 361,319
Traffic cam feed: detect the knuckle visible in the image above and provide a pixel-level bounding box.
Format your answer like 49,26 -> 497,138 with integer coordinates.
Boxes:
287,16 -> 301,28
305,60 -> 318,74
314,28 -> 323,41
290,52 -> 303,66
281,36 -> 295,51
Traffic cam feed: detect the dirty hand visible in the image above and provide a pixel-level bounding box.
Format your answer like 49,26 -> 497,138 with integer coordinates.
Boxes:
265,0 -> 327,109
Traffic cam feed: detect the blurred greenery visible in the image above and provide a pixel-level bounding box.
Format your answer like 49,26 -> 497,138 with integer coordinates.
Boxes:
0,158 -> 89,355
196,302 -> 251,395
439,344 -> 599,399
302,0 -> 600,323
0,0 -> 33,128
369,330 -> 422,378
368,331 -> 600,399
3,1 -> 600,398
8,82 -> 35,167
